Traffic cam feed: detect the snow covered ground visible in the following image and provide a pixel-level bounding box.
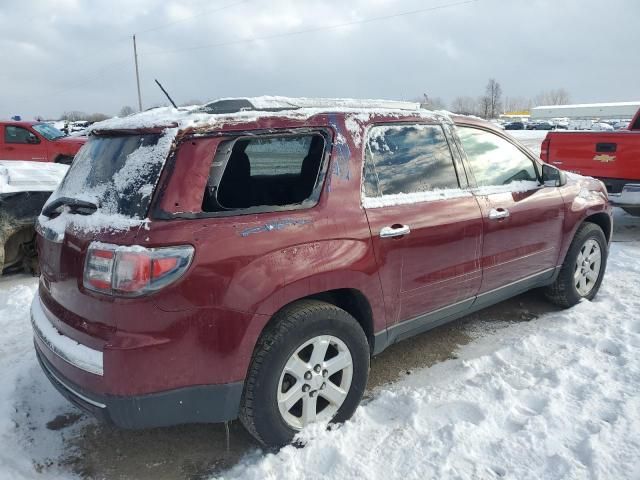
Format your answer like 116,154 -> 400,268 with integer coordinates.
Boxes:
0,127 -> 638,479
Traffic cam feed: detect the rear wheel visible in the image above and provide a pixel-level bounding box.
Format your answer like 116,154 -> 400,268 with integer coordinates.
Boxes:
239,300 -> 369,447
545,223 -> 608,308
622,207 -> 640,217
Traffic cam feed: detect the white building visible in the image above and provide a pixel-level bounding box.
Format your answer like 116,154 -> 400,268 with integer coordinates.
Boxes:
531,101 -> 640,121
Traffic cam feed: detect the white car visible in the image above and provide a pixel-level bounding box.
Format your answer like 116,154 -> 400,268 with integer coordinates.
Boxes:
592,122 -> 614,131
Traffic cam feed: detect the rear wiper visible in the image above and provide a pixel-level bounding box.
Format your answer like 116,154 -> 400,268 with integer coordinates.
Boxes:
42,196 -> 98,217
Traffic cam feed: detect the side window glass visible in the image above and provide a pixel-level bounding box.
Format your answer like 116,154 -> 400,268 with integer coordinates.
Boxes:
202,133 -> 325,212
363,124 -> 459,198
457,127 -> 538,187
5,126 -> 38,144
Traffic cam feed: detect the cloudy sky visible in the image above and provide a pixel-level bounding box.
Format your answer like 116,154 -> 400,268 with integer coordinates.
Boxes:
1,0 -> 638,119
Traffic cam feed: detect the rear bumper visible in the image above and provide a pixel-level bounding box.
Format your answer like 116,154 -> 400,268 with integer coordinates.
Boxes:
36,345 -> 243,428
32,294 -> 243,428
608,183 -> 640,207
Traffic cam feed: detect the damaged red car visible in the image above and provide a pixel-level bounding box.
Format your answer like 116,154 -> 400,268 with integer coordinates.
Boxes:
32,98 -> 612,447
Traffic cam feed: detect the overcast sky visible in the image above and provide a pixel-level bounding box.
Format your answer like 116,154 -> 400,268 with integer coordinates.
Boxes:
1,0 -> 638,119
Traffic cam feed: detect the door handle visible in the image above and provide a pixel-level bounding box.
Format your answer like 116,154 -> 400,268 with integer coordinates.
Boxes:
380,224 -> 411,238
488,208 -> 510,220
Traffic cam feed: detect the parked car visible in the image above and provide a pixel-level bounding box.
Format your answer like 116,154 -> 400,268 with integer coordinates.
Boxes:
0,161 -> 68,274
33,97 -> 612,447
504,121 -> 525,130
0,121 -> 85,164
533,121 -> 555,130
541,107 -> 640,215
591,122 -> 614,132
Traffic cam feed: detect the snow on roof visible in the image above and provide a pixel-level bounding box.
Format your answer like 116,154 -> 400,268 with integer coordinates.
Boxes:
0,161 -> 68,194
88,96 -> 440,133
532,101 -> 640,110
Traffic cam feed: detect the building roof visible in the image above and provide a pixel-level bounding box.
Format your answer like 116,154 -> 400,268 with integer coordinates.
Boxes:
532,101 -> 640,110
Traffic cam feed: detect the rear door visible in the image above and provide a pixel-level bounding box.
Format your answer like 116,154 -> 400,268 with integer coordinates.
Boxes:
455,125 -> 565,295
2,125 -> 46,161
363,123 -> 483,330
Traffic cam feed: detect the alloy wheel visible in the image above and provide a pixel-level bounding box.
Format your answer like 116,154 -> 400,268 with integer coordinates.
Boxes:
277,335 -> 353,430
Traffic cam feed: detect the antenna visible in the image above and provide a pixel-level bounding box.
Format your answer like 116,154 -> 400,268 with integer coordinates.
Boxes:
154,79 -> 178,109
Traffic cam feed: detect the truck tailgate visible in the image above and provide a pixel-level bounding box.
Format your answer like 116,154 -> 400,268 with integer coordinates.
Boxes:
546,131 -> 640,182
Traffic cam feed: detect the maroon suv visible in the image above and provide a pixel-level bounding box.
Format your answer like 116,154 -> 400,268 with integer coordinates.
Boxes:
32,98 -> 612,446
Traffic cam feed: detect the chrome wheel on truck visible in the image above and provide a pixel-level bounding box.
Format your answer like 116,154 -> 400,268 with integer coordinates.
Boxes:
240,300 -> 369,447
277,335 -> 353,430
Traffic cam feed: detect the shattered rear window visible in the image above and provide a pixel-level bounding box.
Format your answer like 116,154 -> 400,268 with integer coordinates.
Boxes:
48,129 -> 176,220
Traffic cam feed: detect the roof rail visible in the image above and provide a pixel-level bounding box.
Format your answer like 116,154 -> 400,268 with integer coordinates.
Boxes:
199,96 -> 420,114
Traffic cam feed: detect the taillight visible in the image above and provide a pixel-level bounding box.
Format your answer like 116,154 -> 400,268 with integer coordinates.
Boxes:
540,138 -> 550,162
84,242 -> 194,297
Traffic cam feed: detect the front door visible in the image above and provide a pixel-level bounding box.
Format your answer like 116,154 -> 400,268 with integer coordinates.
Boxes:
2,125 -> 45,161
362,123 -> 483,329
455,125 -> 565,294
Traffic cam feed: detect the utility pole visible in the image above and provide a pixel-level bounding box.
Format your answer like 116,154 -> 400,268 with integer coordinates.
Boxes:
133,35 -> 143,112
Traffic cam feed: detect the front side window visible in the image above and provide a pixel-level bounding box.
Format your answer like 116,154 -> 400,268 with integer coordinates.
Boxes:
457,126 -> 538,187
5,125 -> 38,144
202,133 -> 325,212
363,124 -> 460,198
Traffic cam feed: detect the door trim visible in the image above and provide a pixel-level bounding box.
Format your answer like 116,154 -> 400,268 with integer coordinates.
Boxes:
372,266 -> 559,355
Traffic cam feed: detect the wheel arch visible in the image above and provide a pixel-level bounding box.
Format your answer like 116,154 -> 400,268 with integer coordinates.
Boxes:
583,212 -> 612,243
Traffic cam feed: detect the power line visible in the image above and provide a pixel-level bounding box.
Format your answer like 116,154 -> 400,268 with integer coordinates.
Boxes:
134,0 -> 251,35
142,0 -> 479,56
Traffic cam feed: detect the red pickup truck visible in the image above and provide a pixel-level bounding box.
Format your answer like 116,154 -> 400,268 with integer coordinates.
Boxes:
0,121 -> 86,164
541,108 -> 640,215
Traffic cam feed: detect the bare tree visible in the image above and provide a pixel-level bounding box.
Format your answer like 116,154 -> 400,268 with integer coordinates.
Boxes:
412,94 -> 447,110
119,105 -> 135,117
534,88 -> 571,106
451,96 -> 478,115
85,113 -> 109,123
485,78 -> 502,119
60,111 -> 88,122
479,95 -> 492,119
503,96 -> 532,113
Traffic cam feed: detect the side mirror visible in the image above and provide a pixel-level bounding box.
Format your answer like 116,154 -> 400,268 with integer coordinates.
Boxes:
26,135 -> 40,145
542,164 -> 566,187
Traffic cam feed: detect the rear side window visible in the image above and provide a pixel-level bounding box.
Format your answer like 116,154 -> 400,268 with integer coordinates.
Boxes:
363,124 -> 459,198
202,133 -> 325,213
457,127 -> 538,187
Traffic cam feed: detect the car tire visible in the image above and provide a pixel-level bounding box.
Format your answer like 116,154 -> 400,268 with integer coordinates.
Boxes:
545,222 -> 608,308
54,155 -> 74,165
239,299 -> 369,447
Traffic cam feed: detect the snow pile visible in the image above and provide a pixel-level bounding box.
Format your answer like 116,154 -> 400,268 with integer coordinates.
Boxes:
0,276 -> 83,480
0,161 -> 68,194
221,243 -> 640,480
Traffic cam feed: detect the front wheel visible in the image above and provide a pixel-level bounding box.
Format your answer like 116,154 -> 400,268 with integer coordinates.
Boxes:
239,300 -> 369,447
545,223 -> 608,308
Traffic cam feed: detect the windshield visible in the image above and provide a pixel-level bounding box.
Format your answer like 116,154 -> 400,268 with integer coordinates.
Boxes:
32,123 -> 66,140
47,130 -> 176,219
